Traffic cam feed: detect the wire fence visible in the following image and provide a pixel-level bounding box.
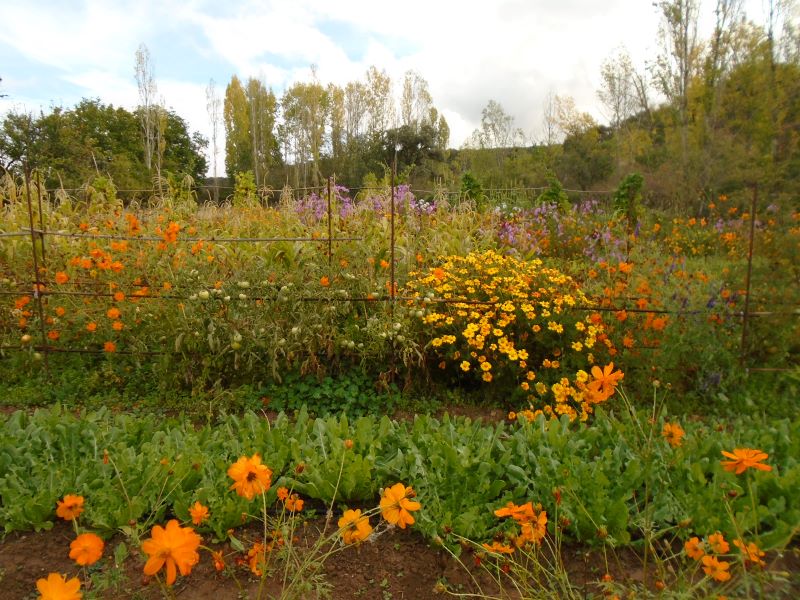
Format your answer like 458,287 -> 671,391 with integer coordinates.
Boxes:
0,170 -> 797,378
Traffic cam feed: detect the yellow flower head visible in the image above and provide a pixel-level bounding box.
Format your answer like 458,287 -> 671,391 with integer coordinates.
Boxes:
338,509 -> 373,544
380,483 -> 421,529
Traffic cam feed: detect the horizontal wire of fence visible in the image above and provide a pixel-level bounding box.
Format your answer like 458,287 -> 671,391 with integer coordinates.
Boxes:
39,183 -> 615,197
2,284 -> 797,319
1,175 -> 796,377
0,228 -> 362,244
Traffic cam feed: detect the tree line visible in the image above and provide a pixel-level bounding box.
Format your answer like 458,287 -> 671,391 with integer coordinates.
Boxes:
213,66 -> 450,194
1,1 -> 798,209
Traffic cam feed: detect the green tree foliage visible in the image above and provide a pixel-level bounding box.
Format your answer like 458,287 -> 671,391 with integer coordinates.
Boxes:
222,74 -> 281,185
557,124 -> 614,190
245,78 -> 280,188
0,100 -> 206,190
223,75 -> 253,179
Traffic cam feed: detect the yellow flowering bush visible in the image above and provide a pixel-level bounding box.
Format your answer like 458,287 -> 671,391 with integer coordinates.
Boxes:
404,250 -> 618,421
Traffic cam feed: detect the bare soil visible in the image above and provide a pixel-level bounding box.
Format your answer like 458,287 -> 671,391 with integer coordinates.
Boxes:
0,519 -> 499,600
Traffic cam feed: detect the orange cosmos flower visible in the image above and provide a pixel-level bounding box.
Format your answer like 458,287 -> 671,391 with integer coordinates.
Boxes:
211,550 -> 225,572
587,363 -> 624,400
55,306 -> 66,317
380,483 -> 421,529
36,573 -> 82,600
482,541 -> 515,554
720,448 -> 772,474
112,320 -> 124,331
701,555 -> 731,582
662,423 -> 685,448
103,341 -> 116,353
246,542 -> 267,576
113,292 -> 125,302
188,501 -> 209,525
141,520 -> 201,586
277,486 -> 289,501
517,511 -> 548,546
47,330 -> 60,341
227,454 -> 272,500
69,532 -> 104,566
734,539 -> 766,568
106,307 -> 120,320
285,495 -> 304,512
56,495 -> 85,520
685,536 -> 705,560
320,276 -> 330,287
708,532 -> 729,554
55,272 -> 70,285
651,316 -> 667,331
380,259 -> 390,269
494,501 -> 535,523
86,322 -> 97,333
338,509 -> 373,544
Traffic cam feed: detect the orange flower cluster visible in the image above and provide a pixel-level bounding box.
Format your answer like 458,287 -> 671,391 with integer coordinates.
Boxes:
685,530 -> 767,584
36,494 -> 109,597
684,533 -> 731,581
277,487 -> 305,512
492,500 -> 548,550
337,482 -> 422,545
161,221 -> 181,244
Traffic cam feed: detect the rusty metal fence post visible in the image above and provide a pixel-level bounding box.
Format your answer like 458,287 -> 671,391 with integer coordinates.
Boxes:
23,165 -> 49,376
389,156 -> 397,381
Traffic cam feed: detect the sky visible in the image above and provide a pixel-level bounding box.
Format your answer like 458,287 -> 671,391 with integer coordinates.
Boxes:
0,0 -> 776,176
